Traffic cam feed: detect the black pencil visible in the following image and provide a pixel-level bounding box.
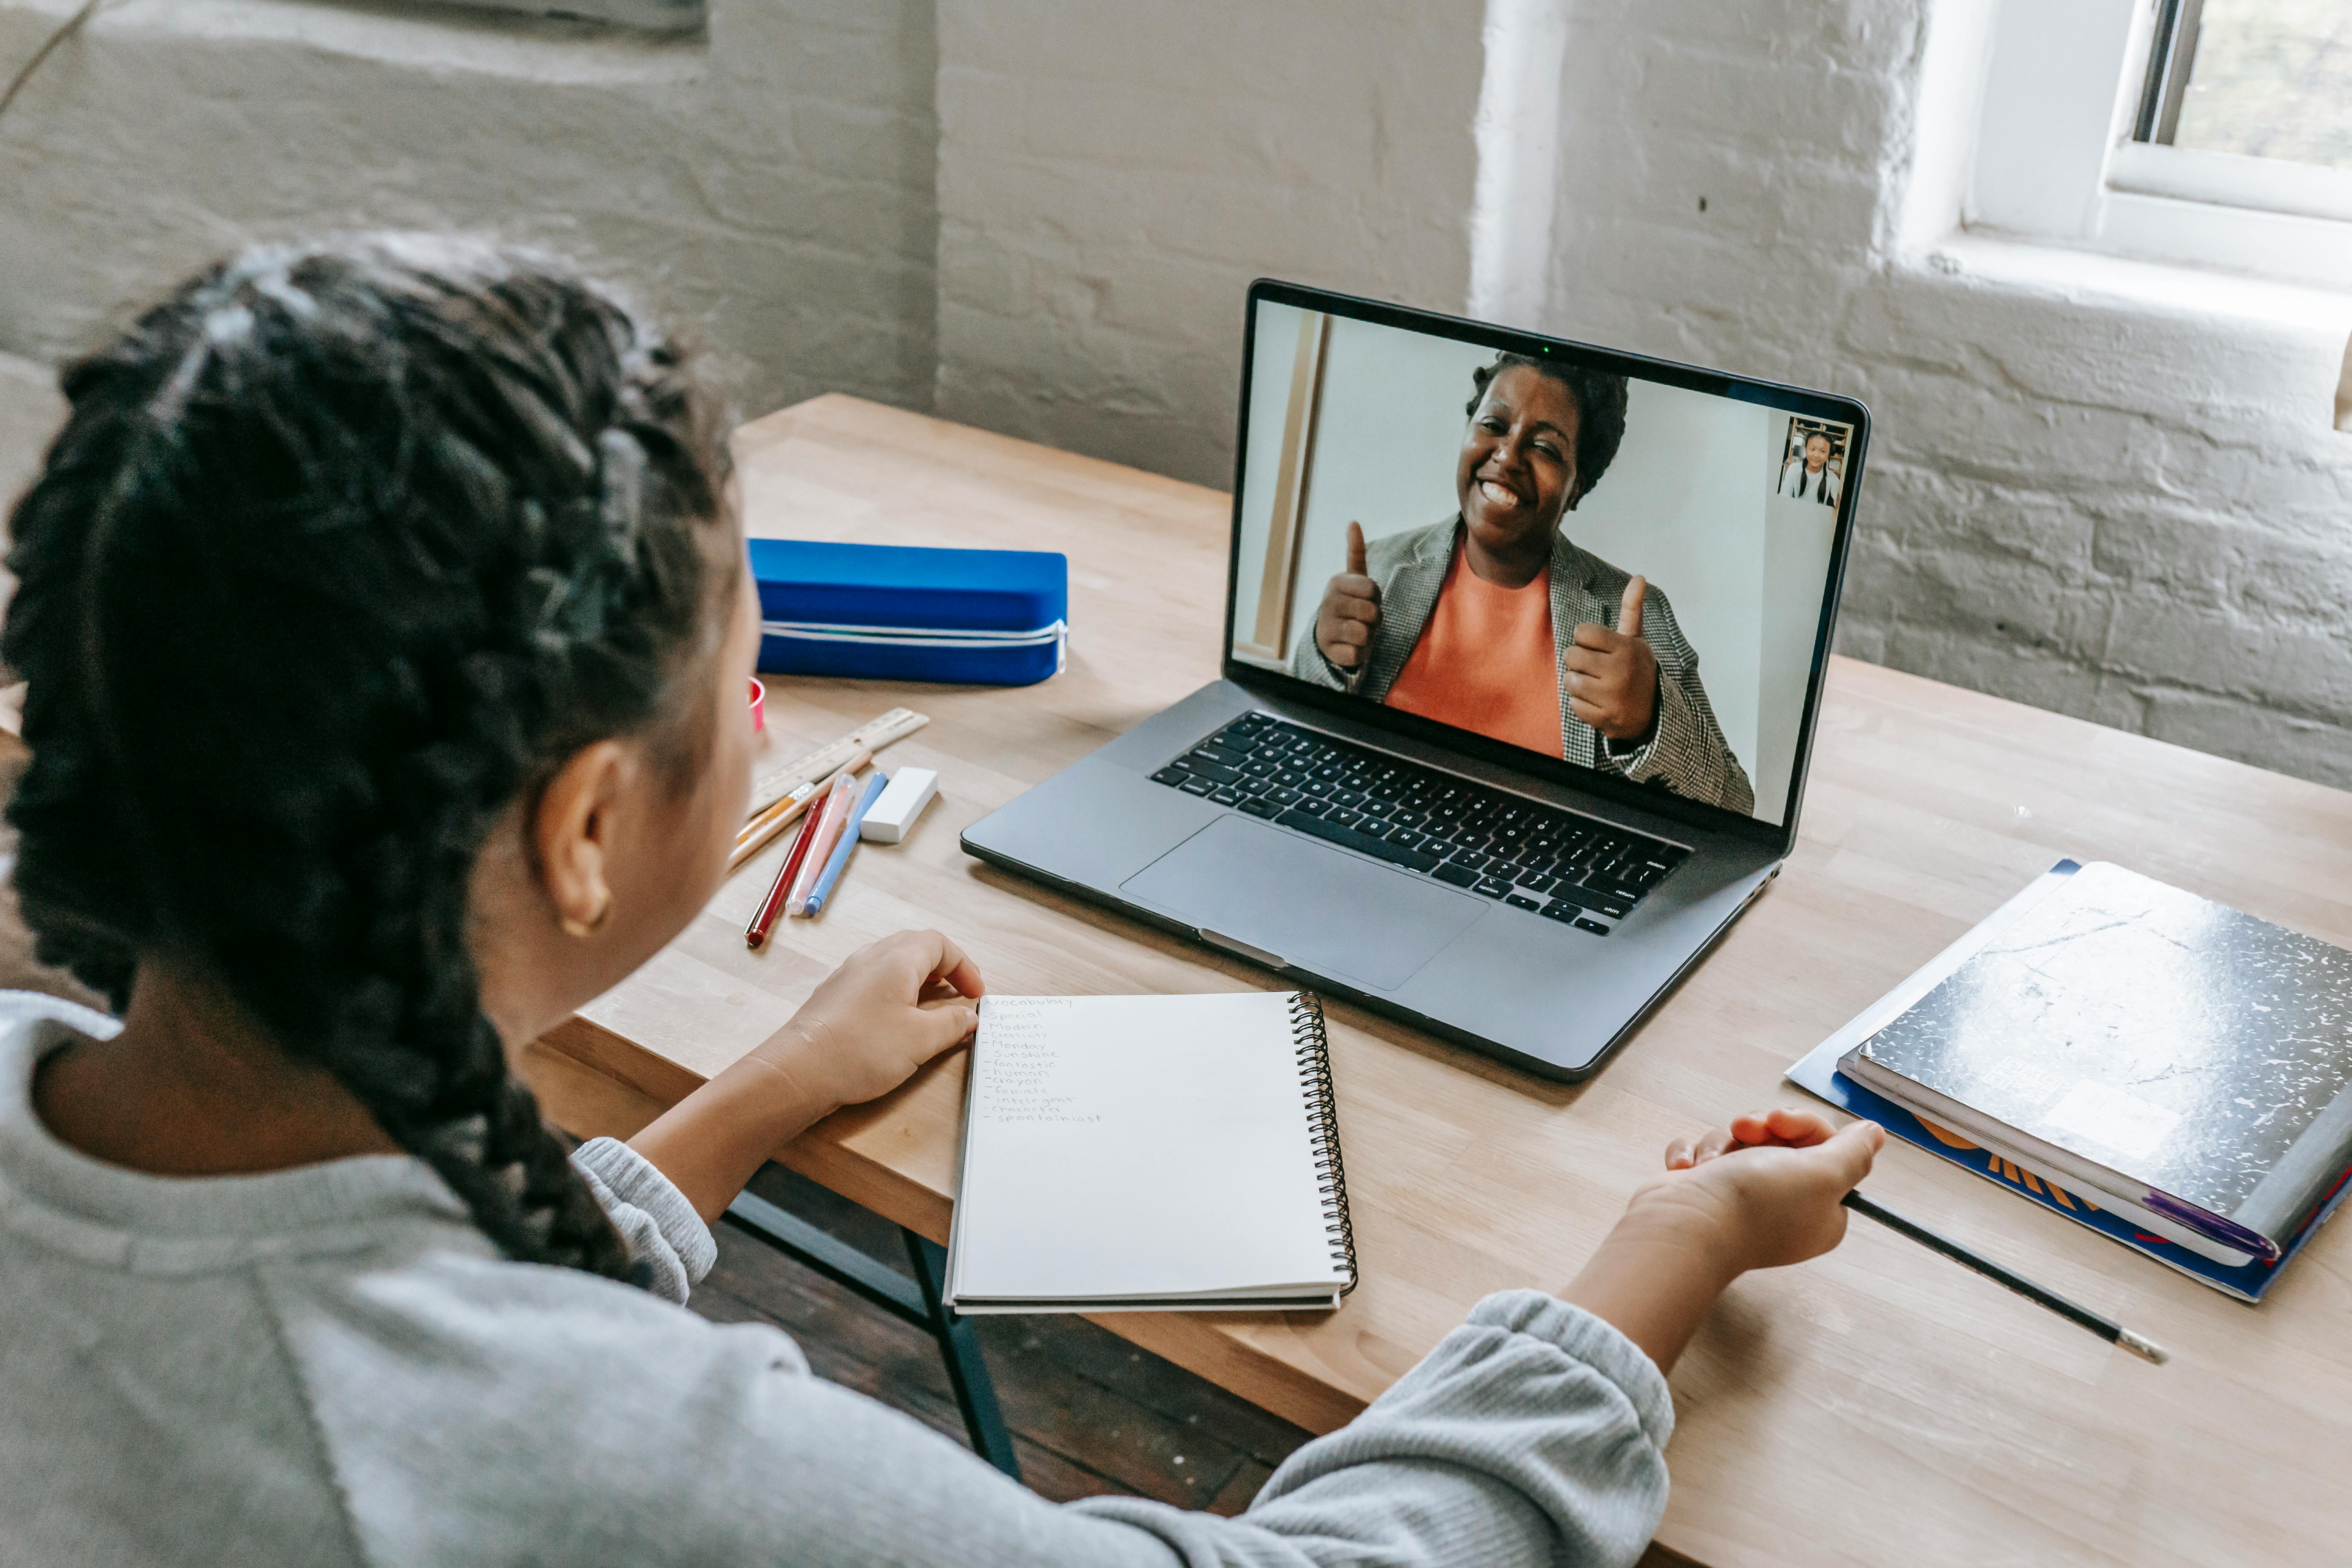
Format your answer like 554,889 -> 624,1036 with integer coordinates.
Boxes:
1842,1191 -> 2169,1364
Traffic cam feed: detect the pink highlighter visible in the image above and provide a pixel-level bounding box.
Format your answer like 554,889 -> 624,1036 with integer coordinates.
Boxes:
785,772 -> 860,916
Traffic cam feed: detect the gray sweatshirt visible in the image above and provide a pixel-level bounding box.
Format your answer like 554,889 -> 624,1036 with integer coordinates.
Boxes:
0,990 -> 1673,1566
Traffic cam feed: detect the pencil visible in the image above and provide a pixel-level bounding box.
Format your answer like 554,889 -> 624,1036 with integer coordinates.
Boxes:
742,748 -> 869,844
745,804 -> 825,949
1842,1191 -> 2170,1364
728,749 -> 872,872
740,779 -> 817,844
730,787 -> 816,871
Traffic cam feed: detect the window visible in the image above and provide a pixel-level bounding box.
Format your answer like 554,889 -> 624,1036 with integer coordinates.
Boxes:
1968,0 -> 2352,289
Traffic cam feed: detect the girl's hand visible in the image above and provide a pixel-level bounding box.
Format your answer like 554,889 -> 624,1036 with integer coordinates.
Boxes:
754,930 -> 984,1117
628,930 -> 984,1221
1639,1107 -> 1884,1275
1559,1107 -> 1883,1374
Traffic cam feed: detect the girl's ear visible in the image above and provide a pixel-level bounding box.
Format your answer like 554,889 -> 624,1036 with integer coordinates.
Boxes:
531,740 -> 631,939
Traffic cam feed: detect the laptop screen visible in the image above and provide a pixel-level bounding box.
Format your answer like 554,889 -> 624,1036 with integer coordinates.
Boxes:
1223,283 -> 1864,838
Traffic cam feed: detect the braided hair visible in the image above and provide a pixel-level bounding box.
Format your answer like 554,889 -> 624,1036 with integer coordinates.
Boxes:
1466,352 -> 1630,502
2,236 -> 732,1284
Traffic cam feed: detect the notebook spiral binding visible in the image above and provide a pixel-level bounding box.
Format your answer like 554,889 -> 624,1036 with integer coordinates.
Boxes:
1289,993 -> 1359,1296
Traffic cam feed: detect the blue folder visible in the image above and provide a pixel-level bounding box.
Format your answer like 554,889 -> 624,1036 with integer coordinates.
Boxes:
749,539 -> 1068,687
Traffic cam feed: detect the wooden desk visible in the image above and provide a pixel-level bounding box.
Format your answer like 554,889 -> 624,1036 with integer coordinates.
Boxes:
526,393 -> 2352,1568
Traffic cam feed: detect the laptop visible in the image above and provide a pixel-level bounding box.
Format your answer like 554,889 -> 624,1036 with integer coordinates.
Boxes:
962,280 -> 1866,1080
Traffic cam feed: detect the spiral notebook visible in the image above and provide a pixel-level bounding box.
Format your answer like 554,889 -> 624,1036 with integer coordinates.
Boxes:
944,991 -> 1358,1313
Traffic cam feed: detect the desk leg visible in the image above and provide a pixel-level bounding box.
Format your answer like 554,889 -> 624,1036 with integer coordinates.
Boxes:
721,1183 -> 1020,1481
904,1229 -> 1022,1481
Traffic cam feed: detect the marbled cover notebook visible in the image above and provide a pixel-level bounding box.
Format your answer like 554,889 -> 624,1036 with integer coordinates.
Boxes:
1853,860 -> 2352,1253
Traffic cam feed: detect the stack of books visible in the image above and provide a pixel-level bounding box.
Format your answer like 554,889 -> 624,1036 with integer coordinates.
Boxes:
1790,860 -> 2352,1300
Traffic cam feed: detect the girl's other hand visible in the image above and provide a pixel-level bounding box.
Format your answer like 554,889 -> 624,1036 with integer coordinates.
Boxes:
1642,1107 -> 1884,1276
754,930 -> 984,1117
1559,1107 -> 1882,1374
627,931 -> 983,1222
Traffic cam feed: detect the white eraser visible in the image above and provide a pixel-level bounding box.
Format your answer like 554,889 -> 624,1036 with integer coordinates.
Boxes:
858,767 -> 938,843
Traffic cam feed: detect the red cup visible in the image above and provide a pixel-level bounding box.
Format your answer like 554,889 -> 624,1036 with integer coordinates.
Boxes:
748,677 -> 766,733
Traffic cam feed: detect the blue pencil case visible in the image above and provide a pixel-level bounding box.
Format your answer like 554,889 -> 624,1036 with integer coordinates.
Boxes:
748,539 -> 1068,687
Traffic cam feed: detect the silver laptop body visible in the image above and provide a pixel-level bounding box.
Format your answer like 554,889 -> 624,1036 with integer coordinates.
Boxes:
964,281 -> 1867,1080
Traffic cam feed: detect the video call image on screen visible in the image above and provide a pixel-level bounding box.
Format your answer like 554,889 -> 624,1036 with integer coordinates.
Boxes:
1229,302 -> 1849,826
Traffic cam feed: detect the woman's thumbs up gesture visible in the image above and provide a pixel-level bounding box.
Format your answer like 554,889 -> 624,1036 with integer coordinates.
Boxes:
1313,521 -> 1382,671
1566,575 -> 1660,742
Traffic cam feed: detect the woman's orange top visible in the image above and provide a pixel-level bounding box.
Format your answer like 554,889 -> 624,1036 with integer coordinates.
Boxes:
1383,539 -> 1562,757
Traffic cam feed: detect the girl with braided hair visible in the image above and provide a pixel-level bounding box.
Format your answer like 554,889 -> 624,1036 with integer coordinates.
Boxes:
0,237 -> 1880,1568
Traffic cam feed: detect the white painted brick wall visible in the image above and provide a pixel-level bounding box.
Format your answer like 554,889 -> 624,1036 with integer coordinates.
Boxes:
0,0 -> 940,421
933,0 -> 1484,485
6,0 -> 2350,791
1534,0 -> 2352,788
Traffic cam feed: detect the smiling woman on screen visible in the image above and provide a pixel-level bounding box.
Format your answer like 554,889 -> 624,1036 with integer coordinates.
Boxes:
1289,355 -> 1754,815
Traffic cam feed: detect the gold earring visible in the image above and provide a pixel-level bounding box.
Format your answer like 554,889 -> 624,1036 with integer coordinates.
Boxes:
561,887 -> 612,940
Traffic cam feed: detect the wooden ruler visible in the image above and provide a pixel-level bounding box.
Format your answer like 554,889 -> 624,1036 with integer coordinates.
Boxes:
746,706 -> 928,820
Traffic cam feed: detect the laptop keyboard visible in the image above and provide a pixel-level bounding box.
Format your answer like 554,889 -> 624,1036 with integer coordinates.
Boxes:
1149,712 -> 1688,932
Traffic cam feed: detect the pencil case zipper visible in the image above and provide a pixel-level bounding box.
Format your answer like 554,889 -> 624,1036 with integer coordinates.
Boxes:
760,618 -> 1068,673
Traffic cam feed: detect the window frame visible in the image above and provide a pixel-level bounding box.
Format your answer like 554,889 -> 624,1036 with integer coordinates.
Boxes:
1966,0 -> 2352,290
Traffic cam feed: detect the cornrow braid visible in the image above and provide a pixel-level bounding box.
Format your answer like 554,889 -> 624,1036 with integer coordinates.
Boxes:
2,236 -> 732,1285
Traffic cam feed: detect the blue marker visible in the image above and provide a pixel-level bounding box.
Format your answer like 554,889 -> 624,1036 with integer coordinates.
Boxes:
801,771 -> 890,916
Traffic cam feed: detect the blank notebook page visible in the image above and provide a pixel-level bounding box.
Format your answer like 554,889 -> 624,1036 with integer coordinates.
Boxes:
950,992 -> 1345,1301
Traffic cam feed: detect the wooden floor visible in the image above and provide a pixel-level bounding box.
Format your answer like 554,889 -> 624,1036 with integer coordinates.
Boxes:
704,1162 -> 1312,1512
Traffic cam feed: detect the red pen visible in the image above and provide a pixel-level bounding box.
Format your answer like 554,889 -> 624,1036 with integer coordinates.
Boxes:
746,802 -> 825,949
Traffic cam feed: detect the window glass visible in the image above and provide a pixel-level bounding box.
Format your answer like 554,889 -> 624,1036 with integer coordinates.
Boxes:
2170,0 -> 2352,171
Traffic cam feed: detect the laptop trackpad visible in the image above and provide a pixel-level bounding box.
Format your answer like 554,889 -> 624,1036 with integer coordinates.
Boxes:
1119,815 -> 1486,991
